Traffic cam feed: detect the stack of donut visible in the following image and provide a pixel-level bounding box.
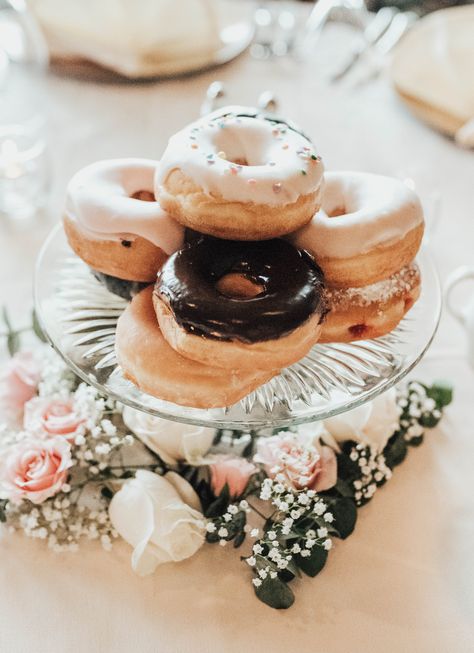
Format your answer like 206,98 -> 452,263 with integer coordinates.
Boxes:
63,106 -> 424,408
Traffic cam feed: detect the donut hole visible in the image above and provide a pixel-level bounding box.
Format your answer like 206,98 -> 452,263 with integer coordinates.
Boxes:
216,273 -> 265,299
131,190 -> 155,202
212,129 -> 266,166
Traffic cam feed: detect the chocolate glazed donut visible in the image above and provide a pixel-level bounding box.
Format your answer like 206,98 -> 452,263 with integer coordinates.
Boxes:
153,238 -> 327,372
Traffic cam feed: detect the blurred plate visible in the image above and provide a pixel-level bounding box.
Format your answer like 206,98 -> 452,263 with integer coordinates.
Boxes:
31,0 -> 254,82
391,6 -> 474,137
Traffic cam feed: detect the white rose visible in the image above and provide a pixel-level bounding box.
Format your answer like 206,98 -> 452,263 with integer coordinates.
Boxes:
322,388 -> 401,452
122,407 -> 214,466
109,470 -> 205,576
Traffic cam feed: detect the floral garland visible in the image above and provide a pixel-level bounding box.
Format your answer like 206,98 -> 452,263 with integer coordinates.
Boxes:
0,331 -> 452,610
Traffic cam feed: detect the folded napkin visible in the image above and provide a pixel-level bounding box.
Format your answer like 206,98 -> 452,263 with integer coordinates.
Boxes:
392,6 -> 474,143
28,0 -> 222,77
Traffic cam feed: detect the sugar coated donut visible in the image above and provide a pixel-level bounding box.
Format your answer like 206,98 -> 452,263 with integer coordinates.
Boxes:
155,106 -> 324,240
153,238 -> 327,372
64,158 -> 184,282
291,171 -> 424,288
115,287 -> 277,409
320,264 -> 421,343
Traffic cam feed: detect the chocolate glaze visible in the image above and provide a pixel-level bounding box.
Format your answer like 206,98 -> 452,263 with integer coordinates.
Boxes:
155,238 -> 326,344
92,269 -> 149,301
216,107 -> 312,143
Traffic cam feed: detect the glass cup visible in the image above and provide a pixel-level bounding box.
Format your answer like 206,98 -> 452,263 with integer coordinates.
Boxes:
0,119 -> 50,219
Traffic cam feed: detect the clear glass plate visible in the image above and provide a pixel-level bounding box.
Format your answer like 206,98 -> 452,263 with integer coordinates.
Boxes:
34,225 -> 441,429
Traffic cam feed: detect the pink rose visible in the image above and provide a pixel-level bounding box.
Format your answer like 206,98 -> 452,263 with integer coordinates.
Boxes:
255,433 -> 337,492
209,456 -> 257,499
24,397 -> 86,441
0,352 -> 41,421
1,437 -> 73,504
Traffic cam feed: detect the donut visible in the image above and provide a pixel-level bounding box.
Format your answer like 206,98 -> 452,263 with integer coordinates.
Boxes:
320,264 -> 421,343
153,238 -> 327,372
290,171 -> 424,288
154,106 -> 324,240
63,158 -> 184,283
115,287 -> 277,409
91,270 -> 149,302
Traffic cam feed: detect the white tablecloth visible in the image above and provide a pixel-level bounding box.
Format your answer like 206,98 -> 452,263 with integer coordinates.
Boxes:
1,11 -> 474,653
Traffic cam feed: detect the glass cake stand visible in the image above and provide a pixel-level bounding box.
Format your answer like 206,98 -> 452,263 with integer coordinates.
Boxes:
34,225 -> 441,430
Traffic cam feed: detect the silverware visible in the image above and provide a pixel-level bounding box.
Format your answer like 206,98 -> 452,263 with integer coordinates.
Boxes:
353,11 -> 418,85
330,6 -> 398,81
298,0 -> 367,52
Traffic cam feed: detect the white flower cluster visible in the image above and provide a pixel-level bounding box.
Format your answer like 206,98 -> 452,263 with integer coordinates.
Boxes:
36,347 -> 76,398
5,495 -> 119,552
244,478 -> 333,584
69,384 -> 134,473
350,444 -> 392,505
205,500 -> 250,546
397,382 -> 440,442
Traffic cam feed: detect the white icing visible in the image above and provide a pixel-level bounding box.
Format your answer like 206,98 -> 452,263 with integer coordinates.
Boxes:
155,106 -> 324,206
65,158 -> 184,254
291,171 -> 424,259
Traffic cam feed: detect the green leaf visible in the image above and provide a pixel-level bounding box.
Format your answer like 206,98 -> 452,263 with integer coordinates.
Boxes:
205,531 -> 219,544
0,500 -> 8,523
241,437 -> 254,459
254,576 -> 295,610
419,413 -> 441,428
407,435 -> 424,448
31,309 -> 48,343
328,497 -> 357,539
277,557 -> 300,582
7,331 -> 20,357
204,483 -> 230,518
295,545 -> 328,577
336,443 -> 361,482
233,530 -> 246,548
425,380 -> 453,409
334,478 -> 356,498
383,433 -> 407,468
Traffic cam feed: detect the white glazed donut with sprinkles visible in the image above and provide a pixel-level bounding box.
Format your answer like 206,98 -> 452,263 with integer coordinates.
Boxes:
155,106 -> 324,240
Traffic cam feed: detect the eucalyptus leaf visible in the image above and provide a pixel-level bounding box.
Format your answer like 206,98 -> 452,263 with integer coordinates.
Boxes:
7,331 -> 20,357
32,309 -> 48,343
233,530 -> 246,548
425,380 -> 453,409
0,500 -> 7,523
407,435 -> 424,448
295,545 -> 328,577
254,576 -> 295,610
419,413 -> 441,428
334,478 -> 355,498
383,434 -> 407,468
204,483 -> 230,518
328,497 -> 357,539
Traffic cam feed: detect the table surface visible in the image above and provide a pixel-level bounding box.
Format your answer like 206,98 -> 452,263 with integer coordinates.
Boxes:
1,10 -> 474,653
